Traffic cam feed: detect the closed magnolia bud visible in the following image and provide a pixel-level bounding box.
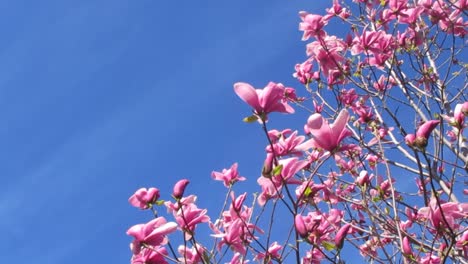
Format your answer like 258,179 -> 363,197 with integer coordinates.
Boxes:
262,153 -> 274,178
405,134 -> 416,147
295,215 -> 308,238
173,179 -> 190,199
415,120 -> 440,148
335,223 -> 351,249
460,102 -> 468,115
356,170 -> 370,186
454,102 -> 468,127
402,236 -> 412,255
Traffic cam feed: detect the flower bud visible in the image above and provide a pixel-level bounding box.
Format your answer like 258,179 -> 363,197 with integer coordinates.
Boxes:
335,223 -> 351,249
173,179 -> 190,199
356,170 -> 370,186
402,236 -> 412,255
232,192 -> 247,212
414,120 -> 440,148
454,102 -> 468,127
295,215 -> 308,238
405,134 -> 416,147
262,153 -> 274,178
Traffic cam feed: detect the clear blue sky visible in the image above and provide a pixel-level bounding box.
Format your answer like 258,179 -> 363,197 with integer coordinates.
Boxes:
0,0 -> 331,263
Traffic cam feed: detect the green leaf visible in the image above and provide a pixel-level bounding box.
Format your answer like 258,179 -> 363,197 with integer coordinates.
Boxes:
273,164 -> 283,176
155,200 -> 165,206
322,241 -> 336,251
304,186 -> 312,197
243,115 -> 258,123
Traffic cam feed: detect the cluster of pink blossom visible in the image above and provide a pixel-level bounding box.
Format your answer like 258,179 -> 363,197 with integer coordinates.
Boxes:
127,0 -> 467,263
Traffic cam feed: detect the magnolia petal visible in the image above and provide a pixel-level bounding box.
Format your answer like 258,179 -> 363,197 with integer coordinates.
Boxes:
330,109 -> 349,138
296,138 -> 319,151
234,82 -> 261,112
307,113 -> 324,130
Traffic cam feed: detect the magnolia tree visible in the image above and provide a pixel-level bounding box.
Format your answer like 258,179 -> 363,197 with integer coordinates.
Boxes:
126,0 -> 468,263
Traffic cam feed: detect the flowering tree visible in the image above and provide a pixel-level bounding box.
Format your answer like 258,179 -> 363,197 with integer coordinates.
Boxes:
126,0 -> 468,263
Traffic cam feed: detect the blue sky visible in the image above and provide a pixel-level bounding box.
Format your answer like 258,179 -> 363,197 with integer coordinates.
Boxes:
0,0 -> 330,263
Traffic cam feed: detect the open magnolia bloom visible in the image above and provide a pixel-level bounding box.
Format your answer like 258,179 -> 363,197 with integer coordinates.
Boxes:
298,109 -> 351,152
417,198 -> 468,230
234,82 -> 294,121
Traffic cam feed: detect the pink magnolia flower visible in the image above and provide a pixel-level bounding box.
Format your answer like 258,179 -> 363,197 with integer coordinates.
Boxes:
302,248 -> 324,264
177,244 -> 204,264
335,223 -> 352,249
338,88 -> 358,106
388,0 -> 408,14
454,102 -> 468,127
351,29 -> 395,67
277,157 -> 308,183
359,237 -> 378,258
402,236 -> 412,256
295,209 -> 343,244
442,102 -> 468,131
306,36 -> 347,77
299,11 -> 328,40
313,100 -> 324,113
173,179 -> 190,199
254,242 -> 282,264
351,29 -> 383,55
453,0 -> 468,12
404,133 -> 416,147
352,104 -> 373,124
295,214 -> 308,238
129,187 -> 160,210
230,191 -> 247,212
455,230 -> 468,252
228,253 -> 249,264
368,126 -> 394,146
373,75 -> 395,92
293,60 -> 318,84
419,253 -> 441,264
428,0 -> 449,23
417,198 -> 468,230
356,170 -> 371,186
416,120 -> 440,139
439,13 -> 468,37
284,86 -> 304,102
295,180 -> 325,205
127,217 -> 178,251
211,163 -> 246,187
266,129 -> 305,157
131,246 -> 168,264
299,109 -> 351,152
366,154 -> 380,169
211,192 -> 260,256
165,195 -> 197,214
416,0 -> 432,8
399,6 -> 424,24
325,0 -> 350,19
212,218 -> 248,255
405,120 -> 440,148
262,153 -> 275,178
174,203 -> 210,239
370,177 -> 397,199
257,176 -> 282,206
258,157 -> 306,205
233,82 -> 294,120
